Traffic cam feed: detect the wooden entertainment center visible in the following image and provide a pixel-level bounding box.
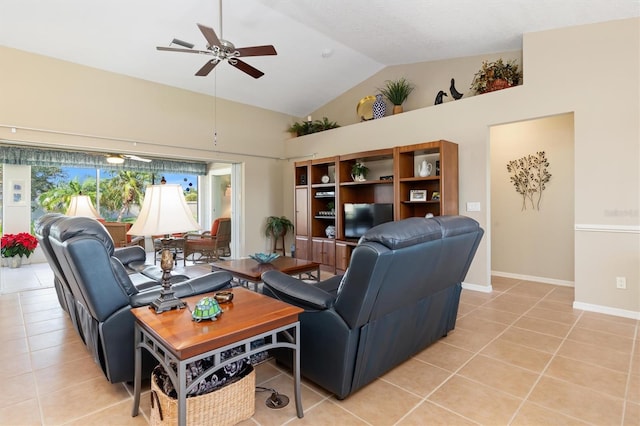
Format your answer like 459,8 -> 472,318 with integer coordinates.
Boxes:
294,140 -> 458,273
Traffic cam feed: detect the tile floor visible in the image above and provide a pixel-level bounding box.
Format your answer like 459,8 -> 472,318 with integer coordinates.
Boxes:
0,263 -> 638,425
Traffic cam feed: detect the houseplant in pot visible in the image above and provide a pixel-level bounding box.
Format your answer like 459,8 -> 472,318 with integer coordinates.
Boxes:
264,216 -> 294,255
351,161 -> 369,182
470,58 -> 522,94
1,232 -> 38,268
378,78 -> 415,114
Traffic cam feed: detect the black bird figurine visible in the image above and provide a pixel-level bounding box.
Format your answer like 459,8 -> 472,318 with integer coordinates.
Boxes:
435,90 -> 448,105
450,78 -> 463,100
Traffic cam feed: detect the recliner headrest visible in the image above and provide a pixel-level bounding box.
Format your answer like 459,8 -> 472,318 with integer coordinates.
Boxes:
359,216 -> 481,250
35,213 -> 65,238
50,216 -> 115,254
359,217 -> 442,250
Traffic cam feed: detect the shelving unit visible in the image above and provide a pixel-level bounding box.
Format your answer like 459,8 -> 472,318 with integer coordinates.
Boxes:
294,160 -> 311,261
337,148 -> 394,241
395,140 -> 459,218
294,141 -> 458,273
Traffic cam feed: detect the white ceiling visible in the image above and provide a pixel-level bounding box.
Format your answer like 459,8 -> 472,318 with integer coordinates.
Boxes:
1,0 -> 638,117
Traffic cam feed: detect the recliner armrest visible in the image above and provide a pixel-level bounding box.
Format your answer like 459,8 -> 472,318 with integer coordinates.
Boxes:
129,271 -> 233,308
113,245 -> 146,265
261,270 -> 335,310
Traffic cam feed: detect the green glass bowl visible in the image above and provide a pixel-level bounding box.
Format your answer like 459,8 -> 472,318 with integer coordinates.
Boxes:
249,253 -> 280,264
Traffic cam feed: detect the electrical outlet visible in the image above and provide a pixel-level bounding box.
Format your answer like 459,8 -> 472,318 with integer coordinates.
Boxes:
616,277 -> 626,289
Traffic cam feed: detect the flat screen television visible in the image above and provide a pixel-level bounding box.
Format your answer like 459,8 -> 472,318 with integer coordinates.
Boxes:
344,203 -> 393,239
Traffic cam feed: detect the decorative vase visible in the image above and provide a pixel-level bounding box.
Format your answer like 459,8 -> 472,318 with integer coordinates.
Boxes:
392,105 -> 403,114
9,256 -> 22,269
325,225 -> 336,239
0,257 -> 8,268
418,160 -> 432,177
372,94 -> 386,119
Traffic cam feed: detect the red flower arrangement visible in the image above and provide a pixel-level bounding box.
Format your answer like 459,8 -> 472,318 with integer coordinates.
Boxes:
1,232 -> 39,258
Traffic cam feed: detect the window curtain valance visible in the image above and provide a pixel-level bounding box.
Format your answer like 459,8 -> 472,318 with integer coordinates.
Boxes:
0,145 -> 207,175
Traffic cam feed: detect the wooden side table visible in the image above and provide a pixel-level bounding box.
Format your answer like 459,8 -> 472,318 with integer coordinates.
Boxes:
130,288 -> 304,426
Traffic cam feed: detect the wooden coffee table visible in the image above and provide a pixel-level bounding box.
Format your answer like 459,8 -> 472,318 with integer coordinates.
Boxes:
211,257 -> 320,289
131,287 -> 304,426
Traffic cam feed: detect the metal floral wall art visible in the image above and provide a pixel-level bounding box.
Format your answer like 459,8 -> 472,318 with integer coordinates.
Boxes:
506,151 -> 552,211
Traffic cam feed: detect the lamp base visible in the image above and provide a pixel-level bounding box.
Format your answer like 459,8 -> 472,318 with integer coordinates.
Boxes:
151,246 -> 187,314
150,287 -> 187,313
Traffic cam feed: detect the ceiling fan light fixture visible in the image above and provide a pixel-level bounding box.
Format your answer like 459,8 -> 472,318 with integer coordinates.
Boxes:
106,155 -> 125,164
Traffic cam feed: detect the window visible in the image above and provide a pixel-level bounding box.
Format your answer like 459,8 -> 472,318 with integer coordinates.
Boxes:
31,167 -> 198,224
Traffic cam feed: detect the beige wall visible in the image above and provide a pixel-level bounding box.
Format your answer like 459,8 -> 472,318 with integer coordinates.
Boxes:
1,18 -> 638,317
285,18 -> 640,317
490,114 -> 575,284
0,45 -> 295,256
311,51 -> 523,127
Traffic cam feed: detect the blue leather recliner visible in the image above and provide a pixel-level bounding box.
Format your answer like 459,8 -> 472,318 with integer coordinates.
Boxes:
261,216 -> 484,399
41,215 -> 233,384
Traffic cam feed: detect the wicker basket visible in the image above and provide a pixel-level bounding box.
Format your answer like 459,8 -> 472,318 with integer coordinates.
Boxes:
150,367 -> 255,426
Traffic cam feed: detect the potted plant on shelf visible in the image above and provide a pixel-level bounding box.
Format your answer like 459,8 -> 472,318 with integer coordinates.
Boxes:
470,58 -> 522,94
1,232 -> 38,268
351,161 -> 369,182
378,78 -> 415,114
264,216 -> 294,254
287,117 -> 340,137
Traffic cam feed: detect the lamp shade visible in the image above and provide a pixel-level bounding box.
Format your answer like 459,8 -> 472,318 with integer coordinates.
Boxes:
127,184 -> 200,236
66,195 -> 101,219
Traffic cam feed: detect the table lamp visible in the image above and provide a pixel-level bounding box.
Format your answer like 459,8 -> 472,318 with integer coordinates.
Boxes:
66,194 -> 102,219
128,184 -> 200,313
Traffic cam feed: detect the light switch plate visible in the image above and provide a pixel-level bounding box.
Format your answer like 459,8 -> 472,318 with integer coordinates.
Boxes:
466,202 -> 481,212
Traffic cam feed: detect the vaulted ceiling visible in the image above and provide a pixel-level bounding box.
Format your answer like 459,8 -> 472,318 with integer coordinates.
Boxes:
1,0 -> 638,117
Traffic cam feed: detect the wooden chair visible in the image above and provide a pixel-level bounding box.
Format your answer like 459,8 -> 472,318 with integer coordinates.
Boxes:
103,222 -> 145,248
184,218 -> 231,263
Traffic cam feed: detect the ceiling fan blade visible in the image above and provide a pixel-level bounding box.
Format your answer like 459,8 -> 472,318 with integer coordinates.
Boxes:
195,59 -> 219,76
156,46 -> 210,54
235,45 -> 277,57
171,38 -> 194,49
197,23 -> 221,48
230,58 -> 264,79
124,155 -> 152,163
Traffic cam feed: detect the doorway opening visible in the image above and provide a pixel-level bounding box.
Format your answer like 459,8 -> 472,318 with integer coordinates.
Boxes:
489,113 -> 575,286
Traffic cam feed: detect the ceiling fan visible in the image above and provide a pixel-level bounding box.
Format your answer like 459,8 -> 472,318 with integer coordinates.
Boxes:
105,154 -> 152,164
156,0 -> 277,78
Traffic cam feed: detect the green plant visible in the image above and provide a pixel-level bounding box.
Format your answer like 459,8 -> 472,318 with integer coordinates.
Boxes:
264,216 -> 294,238
287,117 -> 340,137
1,232 -> 39,258
377,78 -> 415,106
351,161 -> 369,179
264,216 -> 294,253
470,58 -> 522,94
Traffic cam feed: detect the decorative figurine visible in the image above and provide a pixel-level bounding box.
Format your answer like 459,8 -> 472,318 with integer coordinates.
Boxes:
450,78 -> 464,100
435,90 -> 448,105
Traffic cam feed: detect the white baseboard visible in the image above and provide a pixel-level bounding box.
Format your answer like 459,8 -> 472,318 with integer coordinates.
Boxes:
462,282 -> 492,293
573,301 -> 640,320
491,271 -> 574,287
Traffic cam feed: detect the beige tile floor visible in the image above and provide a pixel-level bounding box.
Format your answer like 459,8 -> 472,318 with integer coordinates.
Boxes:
0,263 -> 638,425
